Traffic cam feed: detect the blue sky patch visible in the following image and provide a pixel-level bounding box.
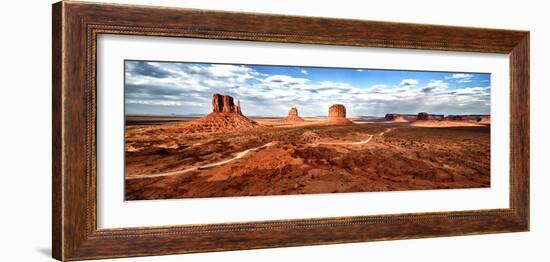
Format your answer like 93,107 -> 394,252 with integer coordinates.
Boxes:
125,60 -> 491,117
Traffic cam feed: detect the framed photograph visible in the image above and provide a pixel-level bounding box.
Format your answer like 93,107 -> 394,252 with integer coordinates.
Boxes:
52,1 -> 529,261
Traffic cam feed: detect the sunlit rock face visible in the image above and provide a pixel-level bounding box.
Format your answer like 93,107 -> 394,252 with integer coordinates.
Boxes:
328,104 -> 346,118
327,104 -> 352,124
212,93 -> 240,114
283,107 -> 304,122
181,93 -> 257,133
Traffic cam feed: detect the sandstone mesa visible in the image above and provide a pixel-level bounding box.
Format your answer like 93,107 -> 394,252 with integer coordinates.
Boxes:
282,107 -> 305,122
327,104 -> 352,124
180,93 -> 258,133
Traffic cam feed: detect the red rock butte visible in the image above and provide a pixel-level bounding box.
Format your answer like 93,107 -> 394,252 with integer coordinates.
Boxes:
417,112 -> 429,120
282,107 -> 304,122
385,113 -> 417,122
212,93 -> 241,114
180,94 -> 258,133
446,114 -> 491,124
327,104 -> 352,124
416,112 -> 444,120
386,112 -> 444,122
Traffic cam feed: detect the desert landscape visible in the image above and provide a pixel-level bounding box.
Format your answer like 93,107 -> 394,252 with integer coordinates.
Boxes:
125,93 -> 490,200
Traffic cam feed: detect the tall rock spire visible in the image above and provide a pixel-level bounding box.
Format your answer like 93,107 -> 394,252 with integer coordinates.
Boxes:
212,93 -> 239,113
236,99 -> 242,114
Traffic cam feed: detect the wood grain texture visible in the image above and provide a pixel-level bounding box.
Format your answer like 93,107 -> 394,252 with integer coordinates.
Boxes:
509,35 -> 530,226
52,2 -> 63,260
52,1 -> 530,261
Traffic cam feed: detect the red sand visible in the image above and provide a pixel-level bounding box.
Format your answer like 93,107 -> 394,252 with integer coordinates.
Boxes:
410,120 -> 484,127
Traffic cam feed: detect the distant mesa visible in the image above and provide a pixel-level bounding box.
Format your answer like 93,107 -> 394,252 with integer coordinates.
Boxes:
447,114 -> 490,124
385,113 -> 417,122
327,104 -> 352,124
385,112 -> 444,122
384,112 -> 462,122
417,112 -> 429,120
417,112 -> 444,121
385,111 -> 490,126
180,93 -> 258,133
282,107 -> 304,122
447,115 -> 463,121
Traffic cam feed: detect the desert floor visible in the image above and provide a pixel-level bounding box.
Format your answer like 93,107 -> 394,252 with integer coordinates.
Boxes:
124,117 -> 490,200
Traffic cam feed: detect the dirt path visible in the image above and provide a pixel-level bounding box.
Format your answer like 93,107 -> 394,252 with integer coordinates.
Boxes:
126,128 -> 394,180
312,128 -> 394,146
126,141 -> 277,180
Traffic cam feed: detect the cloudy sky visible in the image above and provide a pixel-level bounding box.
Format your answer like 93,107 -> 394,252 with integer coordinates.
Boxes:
125,60 -> 491,117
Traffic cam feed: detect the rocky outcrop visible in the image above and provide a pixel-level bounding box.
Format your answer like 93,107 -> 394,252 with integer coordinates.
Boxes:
417,112 -> 429,120
182,94 -> 257,133
384,111 -> 490,126
222,95 -> 235,113
327,104 -> 352,124
447,115 -> 463,121
429,114 -> 444,120
446,114 -> 490,123
236,100 -> 242,114
416,112 -> 444,120
386,113 -> 444,122
288,107 -> 298,117
282,107 -> 304,122
212,93 -> 241,114
212,94 -> 223,113
385,114 -> 417,121
328,104 -> 347,118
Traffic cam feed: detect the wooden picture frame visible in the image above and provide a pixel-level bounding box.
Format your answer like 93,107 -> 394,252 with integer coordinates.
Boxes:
52,1 -> 529,261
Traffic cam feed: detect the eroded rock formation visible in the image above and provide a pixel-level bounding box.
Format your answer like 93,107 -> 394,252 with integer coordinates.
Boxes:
385,114 -> 417,121
328,104 -> 347,118
212,93 -> 241,114
386,113 -> 444,122
288,107 -> 298,117
212,94 -> 223,113
327,104 -> 352,124
236,100 -> 242,114
182,94 -> 257,133
384,111 -> 490,126
222,95 -> 235,113
416,112 -> 444,121
283,107 -> 304,122
417,112 -> 429,120
446,114 -> 490,123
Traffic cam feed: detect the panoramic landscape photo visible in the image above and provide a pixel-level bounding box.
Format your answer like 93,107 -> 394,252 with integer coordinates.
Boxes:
124,60 -> 491,200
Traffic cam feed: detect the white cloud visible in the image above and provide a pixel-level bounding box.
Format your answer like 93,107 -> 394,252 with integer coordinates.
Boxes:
445,73 -> 474,83
369,84 -> 388,89
263,74 -> 309,85
454,86 -> 489,95
399,79 -> 418,87
445,73 -> 472,79
421,80 -> 448,93
126,99 -> 201,107
457,78 -> 472,83
125,61 -> 490,117
206,64 -> 255,83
